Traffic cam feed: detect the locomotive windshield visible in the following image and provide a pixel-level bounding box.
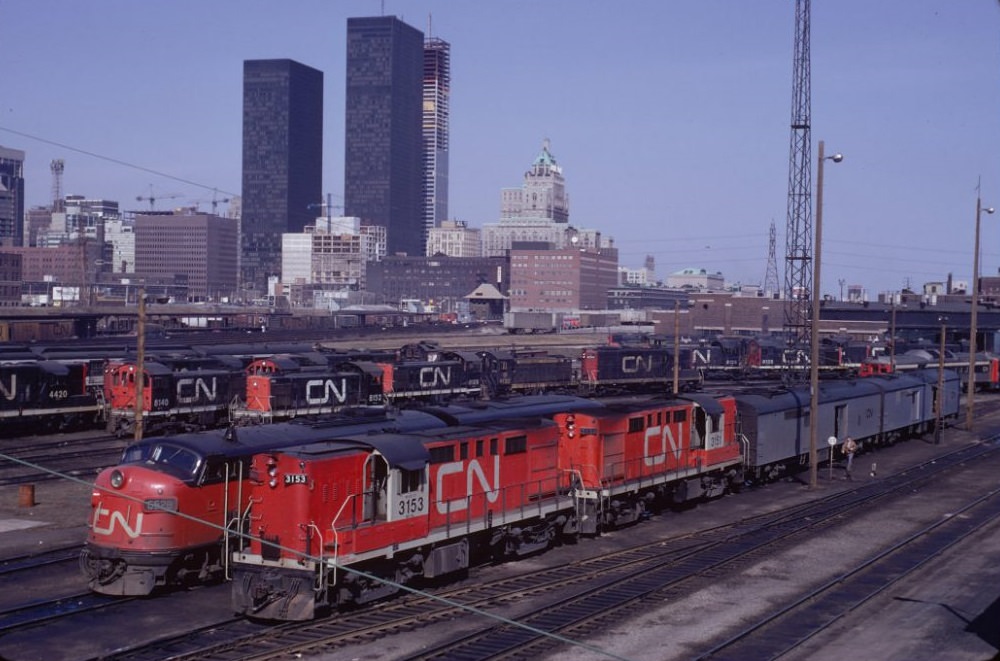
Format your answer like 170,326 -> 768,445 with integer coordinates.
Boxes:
121,442 -> 203,481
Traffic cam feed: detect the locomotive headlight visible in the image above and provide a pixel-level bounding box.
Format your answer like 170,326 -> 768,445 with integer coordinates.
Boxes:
109,469 -> 125,489
268,477 -> 278,489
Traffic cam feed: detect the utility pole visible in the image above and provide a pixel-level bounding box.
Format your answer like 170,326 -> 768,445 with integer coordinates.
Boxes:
673,300 -> 681,395
134,287 -> 146,442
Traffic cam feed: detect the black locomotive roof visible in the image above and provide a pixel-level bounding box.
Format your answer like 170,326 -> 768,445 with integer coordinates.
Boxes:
121,408 -> 451,462
281,419 -> 550,471
118,394 -> 602,465
678,393 -> 726,416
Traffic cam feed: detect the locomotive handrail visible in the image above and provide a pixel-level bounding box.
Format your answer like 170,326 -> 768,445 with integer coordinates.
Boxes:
305,523 -> 324,599
328,493 -> 360,588
737,433 -> 751,467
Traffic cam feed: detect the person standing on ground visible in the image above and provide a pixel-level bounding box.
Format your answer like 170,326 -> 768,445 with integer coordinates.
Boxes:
843,436 -> 858,480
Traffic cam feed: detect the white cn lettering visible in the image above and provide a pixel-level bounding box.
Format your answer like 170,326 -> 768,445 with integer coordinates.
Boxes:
644,424 -> 680,467
0,374 -> 14,401
305,378 -> 347,405
435,458 -> 500,515
91,504 -> 143,539
622,355 -> 652,374
419,366 -> 451,388
176,377 -> 217,404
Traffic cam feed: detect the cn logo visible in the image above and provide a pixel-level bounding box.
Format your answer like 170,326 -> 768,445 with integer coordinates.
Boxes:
419,366 -> 452,388
644,424 -> 681,467
0,374 -> 15,401
176,377 -> 217,404
435,459 -> 500,514
91,504 -> 143,539
305,378 -> 347,405
622,355 -> 653,374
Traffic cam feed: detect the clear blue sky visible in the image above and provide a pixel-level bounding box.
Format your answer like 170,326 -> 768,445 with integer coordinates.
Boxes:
2,0 -> 999,297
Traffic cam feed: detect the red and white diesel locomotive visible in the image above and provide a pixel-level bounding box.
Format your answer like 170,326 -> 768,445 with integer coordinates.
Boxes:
230,394 -> 738,620
81,395 -> 604,595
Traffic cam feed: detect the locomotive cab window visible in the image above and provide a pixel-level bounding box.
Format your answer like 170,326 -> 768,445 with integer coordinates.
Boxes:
397,468 -> 424,494
147,443 -> 202,481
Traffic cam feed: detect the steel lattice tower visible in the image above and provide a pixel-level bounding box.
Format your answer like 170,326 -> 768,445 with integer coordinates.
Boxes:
782,0 -> 813,367
763,220 -> 780,296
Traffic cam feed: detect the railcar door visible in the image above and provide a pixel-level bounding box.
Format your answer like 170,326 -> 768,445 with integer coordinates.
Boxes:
691,405 -> 725,451
362,454 -> 389,521
833,404 -> 848,440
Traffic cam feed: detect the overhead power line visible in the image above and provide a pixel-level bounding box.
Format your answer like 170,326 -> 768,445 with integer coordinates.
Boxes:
0,125 -> 238,198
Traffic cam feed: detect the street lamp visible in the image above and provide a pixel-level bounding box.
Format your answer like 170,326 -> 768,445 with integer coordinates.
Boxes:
809,140 -> 844,489
965,183 -> 994,431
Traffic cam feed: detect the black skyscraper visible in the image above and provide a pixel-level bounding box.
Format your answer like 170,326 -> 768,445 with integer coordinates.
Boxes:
241,59 -> 323,294
345,16 -> 424,257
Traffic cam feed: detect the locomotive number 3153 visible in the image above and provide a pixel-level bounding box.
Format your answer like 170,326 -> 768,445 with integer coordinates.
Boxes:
398,496 -> 425,516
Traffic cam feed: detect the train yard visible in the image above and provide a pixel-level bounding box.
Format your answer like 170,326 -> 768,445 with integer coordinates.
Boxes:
2,328 -> 1000,660
1,412 -> 1000,660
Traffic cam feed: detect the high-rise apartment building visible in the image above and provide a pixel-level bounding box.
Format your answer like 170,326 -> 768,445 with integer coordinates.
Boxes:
422,37 -> 450,237
241,59 -> 323,294
345,16 -> 425,257
0,146 -> 26,247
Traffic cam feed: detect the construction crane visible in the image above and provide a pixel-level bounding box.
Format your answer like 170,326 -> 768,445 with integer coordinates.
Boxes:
308,193 -> 344,230
136,185 -> 182,211
189,190 -> 232,214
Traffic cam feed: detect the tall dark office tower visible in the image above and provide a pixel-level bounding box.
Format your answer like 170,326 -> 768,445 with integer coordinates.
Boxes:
422,37 -> 450,245
345,16 -> 425,257
0,146 -> 25,247
241,59 -> 323,294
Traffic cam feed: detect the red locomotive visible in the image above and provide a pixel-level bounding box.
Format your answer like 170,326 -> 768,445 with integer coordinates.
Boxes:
230,395 -> 741,620
81,394 -> 604,596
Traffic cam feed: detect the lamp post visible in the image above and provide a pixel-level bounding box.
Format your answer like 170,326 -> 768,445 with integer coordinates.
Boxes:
965,184 -> 994,431
809,141 -> 844,489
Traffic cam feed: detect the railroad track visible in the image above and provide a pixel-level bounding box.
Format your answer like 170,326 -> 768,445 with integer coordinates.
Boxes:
86,437 -> 999,661
697,484 -> 1000,659
0,434 -> 125,487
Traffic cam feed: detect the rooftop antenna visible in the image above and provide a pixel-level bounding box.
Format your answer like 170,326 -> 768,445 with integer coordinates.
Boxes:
50,159 -> 65,212
763,219 -> 780,296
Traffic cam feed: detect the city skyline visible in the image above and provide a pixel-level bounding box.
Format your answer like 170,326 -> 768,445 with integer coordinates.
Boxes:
2,1 -> 999,297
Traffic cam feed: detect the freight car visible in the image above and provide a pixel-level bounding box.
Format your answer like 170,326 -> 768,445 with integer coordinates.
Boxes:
227,370 -> 956,620
81,394 -> 605,595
